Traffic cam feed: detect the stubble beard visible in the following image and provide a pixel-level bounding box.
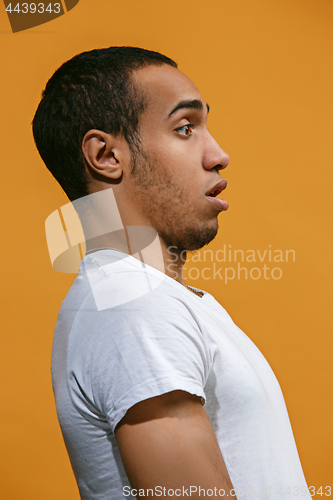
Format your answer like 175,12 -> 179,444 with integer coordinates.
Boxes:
130,147 -> 218,253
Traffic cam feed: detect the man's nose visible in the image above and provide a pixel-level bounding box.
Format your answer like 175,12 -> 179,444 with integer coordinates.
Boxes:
203,134 -> 230,171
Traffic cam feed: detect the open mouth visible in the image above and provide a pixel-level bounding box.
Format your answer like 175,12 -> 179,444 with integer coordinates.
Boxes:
206,187 -> 223,198
205,181 -> 229,211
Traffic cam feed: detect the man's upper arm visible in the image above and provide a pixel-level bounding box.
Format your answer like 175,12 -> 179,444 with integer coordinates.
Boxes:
115,390 -> 236,499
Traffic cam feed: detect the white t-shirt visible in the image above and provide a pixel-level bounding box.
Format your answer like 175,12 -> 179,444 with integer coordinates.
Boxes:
51,250 -> 311,500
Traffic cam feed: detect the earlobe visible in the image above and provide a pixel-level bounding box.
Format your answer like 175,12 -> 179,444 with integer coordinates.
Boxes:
82,129 -> 123,180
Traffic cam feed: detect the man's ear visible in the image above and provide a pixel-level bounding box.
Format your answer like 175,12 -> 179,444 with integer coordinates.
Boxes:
82,130 -> 130,180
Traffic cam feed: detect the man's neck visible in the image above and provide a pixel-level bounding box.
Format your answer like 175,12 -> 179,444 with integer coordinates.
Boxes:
84,229 -> 190,290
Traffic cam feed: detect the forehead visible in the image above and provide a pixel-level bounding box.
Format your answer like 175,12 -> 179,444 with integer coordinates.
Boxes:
132,64 -> 205,117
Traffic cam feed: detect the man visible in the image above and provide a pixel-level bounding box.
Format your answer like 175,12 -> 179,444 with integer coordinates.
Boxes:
33,47 -> 311,499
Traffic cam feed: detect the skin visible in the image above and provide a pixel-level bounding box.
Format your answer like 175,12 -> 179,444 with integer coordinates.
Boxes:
127,65 -> 229,251
82,64 -> 236,498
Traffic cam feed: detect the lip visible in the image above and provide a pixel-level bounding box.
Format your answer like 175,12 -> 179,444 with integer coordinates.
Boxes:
205,178 -> 229,211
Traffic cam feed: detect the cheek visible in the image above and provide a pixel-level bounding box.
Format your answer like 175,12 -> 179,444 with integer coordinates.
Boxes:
147,133 -> 196,161
143,138 -> 204,190
151,147 -> 198,177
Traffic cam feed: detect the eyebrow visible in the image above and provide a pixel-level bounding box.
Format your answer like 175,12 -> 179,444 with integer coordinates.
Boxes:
168,99 -> 210,117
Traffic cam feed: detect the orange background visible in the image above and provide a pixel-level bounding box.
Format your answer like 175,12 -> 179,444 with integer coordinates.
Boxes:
1,0 -> 332,497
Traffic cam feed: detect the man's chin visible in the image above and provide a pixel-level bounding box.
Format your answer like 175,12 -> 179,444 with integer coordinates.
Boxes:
160,221 -> 219,253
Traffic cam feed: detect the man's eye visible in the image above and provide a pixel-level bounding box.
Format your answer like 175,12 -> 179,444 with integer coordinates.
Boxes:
176,124 -> 194,136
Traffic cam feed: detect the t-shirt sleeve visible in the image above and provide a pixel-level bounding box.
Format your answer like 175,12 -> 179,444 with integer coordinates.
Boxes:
84,290 -> 212,433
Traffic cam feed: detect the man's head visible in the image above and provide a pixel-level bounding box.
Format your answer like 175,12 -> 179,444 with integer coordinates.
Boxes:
32,46 -> 177,201
34,46 -> 229,253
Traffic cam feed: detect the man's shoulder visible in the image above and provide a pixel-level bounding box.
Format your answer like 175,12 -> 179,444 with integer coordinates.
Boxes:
73,251 -> 204,315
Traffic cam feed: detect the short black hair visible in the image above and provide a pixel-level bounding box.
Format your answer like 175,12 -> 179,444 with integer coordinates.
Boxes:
32,46 -> 177,201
